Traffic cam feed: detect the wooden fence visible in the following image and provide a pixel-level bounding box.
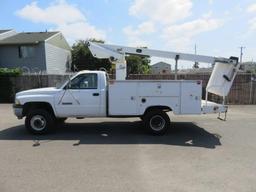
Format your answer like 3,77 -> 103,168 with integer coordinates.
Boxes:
0,73 -> 255,104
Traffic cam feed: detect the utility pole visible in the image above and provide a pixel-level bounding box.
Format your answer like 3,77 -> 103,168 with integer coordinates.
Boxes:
238,46 -> 246,63
175,55 -> 179,80
193,44 -> 199,69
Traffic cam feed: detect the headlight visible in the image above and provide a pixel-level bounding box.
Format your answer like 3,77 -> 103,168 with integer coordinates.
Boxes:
15,99 -> 21,105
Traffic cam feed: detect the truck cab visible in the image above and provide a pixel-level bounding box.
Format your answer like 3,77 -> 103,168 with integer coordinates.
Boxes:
54,71 -> 108,117
13,71 -> 108,134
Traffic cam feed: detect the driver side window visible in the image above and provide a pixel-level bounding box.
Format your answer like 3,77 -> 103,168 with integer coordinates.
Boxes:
69,73 -> 98,89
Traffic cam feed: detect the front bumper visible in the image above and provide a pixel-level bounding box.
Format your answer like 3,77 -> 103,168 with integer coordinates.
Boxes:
13,104 -> 23,119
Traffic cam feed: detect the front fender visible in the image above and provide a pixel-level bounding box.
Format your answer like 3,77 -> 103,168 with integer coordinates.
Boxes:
17,95 -> 57,116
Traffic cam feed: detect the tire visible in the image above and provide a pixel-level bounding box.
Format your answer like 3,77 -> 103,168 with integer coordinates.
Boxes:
25,109 -> 56,134
143,110 -> 170,135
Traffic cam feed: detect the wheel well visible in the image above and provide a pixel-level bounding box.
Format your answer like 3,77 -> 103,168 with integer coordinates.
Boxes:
23,102 -> 55,117
144,106 -> 172,115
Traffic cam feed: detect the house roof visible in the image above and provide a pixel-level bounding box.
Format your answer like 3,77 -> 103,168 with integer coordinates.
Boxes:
151,62 -> 171,66
0,31 -> 59,45
0,29 -> 12,34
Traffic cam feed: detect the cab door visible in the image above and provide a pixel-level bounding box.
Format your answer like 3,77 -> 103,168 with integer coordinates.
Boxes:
55,73 -> 101,117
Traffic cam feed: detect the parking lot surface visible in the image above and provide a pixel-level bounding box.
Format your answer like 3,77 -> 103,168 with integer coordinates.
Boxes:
0,104 -> 256,192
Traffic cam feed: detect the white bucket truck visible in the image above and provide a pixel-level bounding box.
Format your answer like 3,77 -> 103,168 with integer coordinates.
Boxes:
13,42 -> 239,135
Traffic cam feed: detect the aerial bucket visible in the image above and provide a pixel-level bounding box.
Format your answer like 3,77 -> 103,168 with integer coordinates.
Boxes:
206,57 -> 239,97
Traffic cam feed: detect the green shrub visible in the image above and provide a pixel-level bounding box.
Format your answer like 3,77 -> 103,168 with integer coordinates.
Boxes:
0,68 -> 22,76
0,68 -> 22,102
0,76 -> 13,103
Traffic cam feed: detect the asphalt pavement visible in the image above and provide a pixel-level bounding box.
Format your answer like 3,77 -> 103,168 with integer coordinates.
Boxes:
0,104 -> 255,192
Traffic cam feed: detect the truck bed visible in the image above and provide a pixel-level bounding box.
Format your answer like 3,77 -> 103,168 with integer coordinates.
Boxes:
108,80 -> 202,116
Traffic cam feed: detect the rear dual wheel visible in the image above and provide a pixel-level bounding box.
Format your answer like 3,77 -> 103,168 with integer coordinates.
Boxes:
143,110 -> 170,135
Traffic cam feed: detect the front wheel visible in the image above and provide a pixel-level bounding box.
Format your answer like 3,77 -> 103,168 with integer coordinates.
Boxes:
25,109 -> 55,134
143,110 -> 170,135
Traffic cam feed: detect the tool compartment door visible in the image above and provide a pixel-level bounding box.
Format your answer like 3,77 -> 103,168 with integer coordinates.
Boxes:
108,81 -> 138,116
180,81 -> 202,114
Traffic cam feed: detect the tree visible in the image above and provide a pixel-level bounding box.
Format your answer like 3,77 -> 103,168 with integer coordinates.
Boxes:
71,39 -> 151,75
126,55 -> 151,75
71,39 -> 111,71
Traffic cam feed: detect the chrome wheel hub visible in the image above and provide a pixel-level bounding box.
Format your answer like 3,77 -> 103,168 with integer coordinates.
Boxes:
30,115 -> 46,131
149,115 -> 165,131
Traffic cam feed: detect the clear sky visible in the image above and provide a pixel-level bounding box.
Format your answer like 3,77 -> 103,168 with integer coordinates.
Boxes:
1,0 -> 256,68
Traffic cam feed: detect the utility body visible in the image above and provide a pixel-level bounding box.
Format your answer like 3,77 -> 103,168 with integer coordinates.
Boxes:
13,42 -> 239,135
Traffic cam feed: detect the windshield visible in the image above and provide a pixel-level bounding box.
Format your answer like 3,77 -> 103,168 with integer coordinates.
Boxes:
55,73 -> 77,89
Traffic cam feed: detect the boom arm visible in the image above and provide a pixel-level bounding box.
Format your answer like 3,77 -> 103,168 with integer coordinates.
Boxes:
88,41 -> 240,108
87,41 -> 238,80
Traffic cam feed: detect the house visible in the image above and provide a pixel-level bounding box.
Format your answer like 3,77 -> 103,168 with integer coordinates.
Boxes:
151,62 -> 172,74
0,30 -> 71,74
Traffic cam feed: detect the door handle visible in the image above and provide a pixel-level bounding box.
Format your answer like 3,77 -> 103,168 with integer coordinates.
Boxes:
93,93 -> 100,96
62,102 -> 73,105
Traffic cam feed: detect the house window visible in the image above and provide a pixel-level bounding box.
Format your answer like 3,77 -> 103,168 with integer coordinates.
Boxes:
18,46 -> 35,58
